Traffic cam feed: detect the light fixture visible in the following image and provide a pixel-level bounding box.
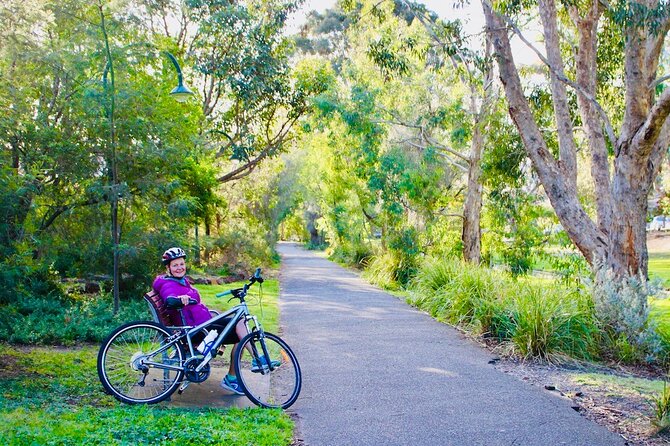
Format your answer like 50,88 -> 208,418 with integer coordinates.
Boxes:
165,51 -> 194,102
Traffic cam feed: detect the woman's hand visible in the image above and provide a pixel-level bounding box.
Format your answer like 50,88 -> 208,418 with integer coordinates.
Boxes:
179,295 -> 191,306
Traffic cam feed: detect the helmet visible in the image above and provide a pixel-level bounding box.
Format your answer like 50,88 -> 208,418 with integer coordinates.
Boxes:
162,247 -> 186,265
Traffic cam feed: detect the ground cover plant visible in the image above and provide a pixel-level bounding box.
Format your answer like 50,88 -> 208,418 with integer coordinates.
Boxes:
0,278 -> 291,445
404,256 -> 667,363
0,344 -> 292,445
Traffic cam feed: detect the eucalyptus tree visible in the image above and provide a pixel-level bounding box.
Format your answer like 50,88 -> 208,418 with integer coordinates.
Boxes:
0,0 -> 205,300
133,0 -> 331,184
482,0 -> 670,333
292,2 -> 458,271
344,0 -> 497,264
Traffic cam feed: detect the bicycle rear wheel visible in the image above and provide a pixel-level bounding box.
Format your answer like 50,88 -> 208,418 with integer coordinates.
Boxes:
234,331 -> 301,409
97,321 -> 184,404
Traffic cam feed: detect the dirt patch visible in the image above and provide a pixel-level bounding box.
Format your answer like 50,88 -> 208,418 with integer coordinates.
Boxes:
647,233 -> 670,254
0,353 -> 22,379
493,357 -> 670,445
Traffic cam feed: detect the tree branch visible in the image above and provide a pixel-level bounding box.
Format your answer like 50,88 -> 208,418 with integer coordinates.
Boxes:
496,3 -> 617,147
631,87 -> 670,159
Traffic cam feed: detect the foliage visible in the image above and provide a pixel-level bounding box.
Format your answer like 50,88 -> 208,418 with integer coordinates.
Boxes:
509,285 -> 596,361
407,256 -> 601,361
591,265 -> 666,362
0,345 -> 293,445
0,294 -> 146,345
651,382 -> 670,432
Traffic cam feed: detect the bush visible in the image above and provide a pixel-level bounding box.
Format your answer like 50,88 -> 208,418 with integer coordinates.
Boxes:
329,242 -> 373,269
0,294 -> 147,345
407,256 -> 599,361
591,266 -> 667,363
509,284 -> 597,361
407,257 -> 510,337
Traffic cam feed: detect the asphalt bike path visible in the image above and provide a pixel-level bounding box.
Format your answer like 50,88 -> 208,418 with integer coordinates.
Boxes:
277,243 -> 624,446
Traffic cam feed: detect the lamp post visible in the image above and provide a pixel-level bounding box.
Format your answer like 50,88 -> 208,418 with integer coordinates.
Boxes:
99,6 -> 193,314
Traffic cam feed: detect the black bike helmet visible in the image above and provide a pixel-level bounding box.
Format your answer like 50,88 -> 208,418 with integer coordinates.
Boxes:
162,247 -> 186,266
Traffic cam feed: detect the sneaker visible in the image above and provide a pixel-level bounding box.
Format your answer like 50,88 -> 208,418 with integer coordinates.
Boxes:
251,355 -> 281,373
220,374 -> 244,395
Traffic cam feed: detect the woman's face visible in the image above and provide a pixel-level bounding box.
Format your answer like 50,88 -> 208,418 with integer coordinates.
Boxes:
167,258 -> 186,278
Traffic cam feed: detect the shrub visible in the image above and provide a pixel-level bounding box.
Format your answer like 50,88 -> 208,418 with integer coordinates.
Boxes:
407,257 -> 511,337
407,256 -> 598,361
591,265 -> 667,363
509,284 -> 597,361
652,382 -> 670,432
0,294 -> 147,345
364,252 -> 401,290
364,249 -> 419,290
329,242 -> 373,269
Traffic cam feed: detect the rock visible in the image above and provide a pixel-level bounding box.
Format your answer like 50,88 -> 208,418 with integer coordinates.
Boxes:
216,273 -> 246,284
186,275 -> 210,285
84,282 -> 101,293
544,385 -> 556,391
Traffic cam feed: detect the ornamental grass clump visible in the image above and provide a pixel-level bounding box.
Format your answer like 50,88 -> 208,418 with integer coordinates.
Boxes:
408,257 -> 511,337
509,284 -> 597,361
651,382 -> 670,433
446,265 -> 507,334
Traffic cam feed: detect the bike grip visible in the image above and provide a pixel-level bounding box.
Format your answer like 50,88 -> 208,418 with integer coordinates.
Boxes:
254,267 -> 262,278
188,298 -> 198,305
216,290 -> 232,298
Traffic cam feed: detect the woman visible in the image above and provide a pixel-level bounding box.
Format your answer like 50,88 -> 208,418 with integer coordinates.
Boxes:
152,247 -> 247,395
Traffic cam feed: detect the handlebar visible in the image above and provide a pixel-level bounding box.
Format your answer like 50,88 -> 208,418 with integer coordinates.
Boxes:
215,268 -> 264,300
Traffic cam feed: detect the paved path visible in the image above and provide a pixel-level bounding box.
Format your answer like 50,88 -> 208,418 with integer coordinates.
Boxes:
277,243 -> 625,446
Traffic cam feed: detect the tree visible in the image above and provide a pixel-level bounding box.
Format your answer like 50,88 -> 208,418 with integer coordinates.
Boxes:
481,0 -> 670,331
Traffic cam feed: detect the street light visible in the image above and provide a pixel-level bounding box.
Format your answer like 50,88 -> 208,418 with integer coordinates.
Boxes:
100,45 -> 193,313
165,51 -> 194,102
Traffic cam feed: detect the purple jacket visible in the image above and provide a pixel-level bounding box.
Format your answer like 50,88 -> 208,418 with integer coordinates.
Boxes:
152,275 -> 212,326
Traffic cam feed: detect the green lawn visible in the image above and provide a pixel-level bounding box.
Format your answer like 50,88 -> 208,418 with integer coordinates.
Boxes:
196,278 -> 280,334
649,253 -> 670,287
0,344 -> 293,445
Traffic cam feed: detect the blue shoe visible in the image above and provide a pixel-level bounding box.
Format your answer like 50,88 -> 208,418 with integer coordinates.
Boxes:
251,355 -> 281,373
220,374 -> 244,395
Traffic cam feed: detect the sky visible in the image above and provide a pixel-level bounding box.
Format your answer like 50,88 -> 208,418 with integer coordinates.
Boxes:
287,0 -> 541,65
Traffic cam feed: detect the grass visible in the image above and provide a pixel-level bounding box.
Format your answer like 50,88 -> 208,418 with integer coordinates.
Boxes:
0,277 -> 293,445
570,371 -> 666,396
649,253 -> 670,287
0,344 -> 293,445
196,279 -> 280,334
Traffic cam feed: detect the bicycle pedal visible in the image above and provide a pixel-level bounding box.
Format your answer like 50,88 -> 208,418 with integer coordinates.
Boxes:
178,381 -> 190,394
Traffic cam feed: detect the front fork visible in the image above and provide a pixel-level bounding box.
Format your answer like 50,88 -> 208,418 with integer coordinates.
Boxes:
244,314 -> 262,335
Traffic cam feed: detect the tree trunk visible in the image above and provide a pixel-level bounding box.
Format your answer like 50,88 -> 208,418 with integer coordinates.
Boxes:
482,0 -> 670,338
462,121 -> 484,263
608,160 -> 649,277
305,211 -> 321,246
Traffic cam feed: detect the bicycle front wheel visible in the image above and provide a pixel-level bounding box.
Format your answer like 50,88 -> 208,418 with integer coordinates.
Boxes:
234,331 -> 301,409
97,321 -> 184,404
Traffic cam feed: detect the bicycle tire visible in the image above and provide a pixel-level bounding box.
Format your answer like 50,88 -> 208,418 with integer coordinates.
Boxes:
97,321 -> 184,404
234,331 -> 301,409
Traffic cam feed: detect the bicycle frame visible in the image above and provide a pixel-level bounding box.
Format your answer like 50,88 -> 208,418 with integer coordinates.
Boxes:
139,299 -> 262,377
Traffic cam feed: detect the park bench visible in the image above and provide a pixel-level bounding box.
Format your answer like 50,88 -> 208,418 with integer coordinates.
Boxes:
143,289 -> 219,327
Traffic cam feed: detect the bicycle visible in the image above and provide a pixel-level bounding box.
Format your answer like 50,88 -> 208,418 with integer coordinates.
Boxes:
96,268 -> 301,409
